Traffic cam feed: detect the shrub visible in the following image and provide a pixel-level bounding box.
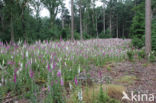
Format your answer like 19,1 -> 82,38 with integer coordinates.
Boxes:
152,18 -> 156,51
132,36 -> 145,49
83,32 -> 91,39
74,32 -> 80,40
131,14 -> 156,51
99,29 -> 112,39
152,34 -> 156,51
138,49 -> 146,59
127,50 -> 134,61
149,51 -> 156,62
61,29 -> 68,39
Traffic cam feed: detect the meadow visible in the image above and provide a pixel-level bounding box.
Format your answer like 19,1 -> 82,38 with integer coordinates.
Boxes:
1,39 -> 155,103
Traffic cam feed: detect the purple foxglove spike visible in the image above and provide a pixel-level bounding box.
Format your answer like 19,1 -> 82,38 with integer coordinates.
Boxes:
29,69 -> 34,78
53,62 -> 56,69
51,81 -> 53,86
53,53 -> 56,57
48,64 -> 51,72
25,64 -> 28,69
61,78 -> 64,86
8,61 -> 14,65
14,68 -> 18,73
50,58 -> 53,63
98,70 -> 102,79
13,68 -> 18,83
74,77 -> 78,85
57,70 -> 61,77
103,52 -> 105,56
13,73 -> 17,83
48,86 -> 50,92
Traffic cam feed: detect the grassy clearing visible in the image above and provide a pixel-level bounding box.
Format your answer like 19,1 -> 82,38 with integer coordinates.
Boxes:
0,39 -> 131,102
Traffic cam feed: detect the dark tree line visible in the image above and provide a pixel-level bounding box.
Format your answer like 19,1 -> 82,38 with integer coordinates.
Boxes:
0,0 -> 156,50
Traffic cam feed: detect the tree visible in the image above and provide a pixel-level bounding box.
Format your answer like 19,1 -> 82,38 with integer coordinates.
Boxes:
131,1 -> 145,48
75,0 -> 83,39
95,7 -> 102,38
145,0 -> 152,55
79,0 -> 83,40
71,0 -> 74,40
41,0 -> 62,28
31,0 -> 42,19
16,0 -> 32,41
3,0 -> 18,43
61,3 -> 65,29
101,0 -> 107,34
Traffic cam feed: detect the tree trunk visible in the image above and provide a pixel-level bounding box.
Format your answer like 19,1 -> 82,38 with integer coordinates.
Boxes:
62,16 -> 65,29
10,12 -> 14,43
96,13 -> 98,38
116,15 -> 118,38
103,3 -> 105,33
145,0 -> 152,56
109,13 -> 112,36
122,24 -> 124,39
21,8 -> 27,41
1,12 -> 4,31
80,0 -> 83,40
71,0 -> 74,41
50,14 -> 55,29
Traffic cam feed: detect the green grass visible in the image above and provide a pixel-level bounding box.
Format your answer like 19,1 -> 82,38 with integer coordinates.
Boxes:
115,75 -> 137,85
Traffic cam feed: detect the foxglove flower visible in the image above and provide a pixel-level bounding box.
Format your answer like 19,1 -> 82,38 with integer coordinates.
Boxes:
13,69 -> 18,83
78,65 -> 81,74
29,69 -> 34,78
69,82 -> 73,90
74,77 -> 78,85
99,70 -> 102,78
13,73 -> 17,83
60,78 -> 64,86
51,81 -> 53,86
53,62 -> 56,69
78,89 -> 83,101
57,70 -> 61,77
103,52 -> 105,56
2,59 -> 4,65
26,51 -> 28,57
47,64 -> 51,72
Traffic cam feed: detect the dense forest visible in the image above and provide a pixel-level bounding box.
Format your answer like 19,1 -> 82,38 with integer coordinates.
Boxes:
0,0 -> 155,48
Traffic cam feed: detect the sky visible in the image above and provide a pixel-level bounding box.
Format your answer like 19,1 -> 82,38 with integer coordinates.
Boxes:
39,0 -> 103,17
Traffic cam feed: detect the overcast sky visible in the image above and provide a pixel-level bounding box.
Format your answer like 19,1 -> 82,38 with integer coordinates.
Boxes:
40,0 -> 103,17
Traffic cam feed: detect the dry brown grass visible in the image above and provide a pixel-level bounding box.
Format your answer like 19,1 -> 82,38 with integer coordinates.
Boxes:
105,84 -> 126,100
67,84 -> 126,103
115,75 -> 137,84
